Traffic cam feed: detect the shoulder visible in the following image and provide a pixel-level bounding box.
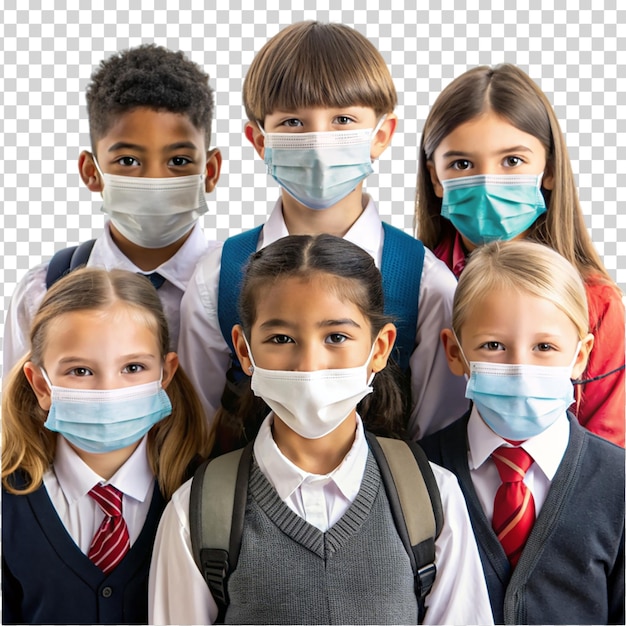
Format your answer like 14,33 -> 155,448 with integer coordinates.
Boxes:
419,415 -> 468,458
420,247 -> 458,295
584,276 -> 625,326
8,262 -> 48,311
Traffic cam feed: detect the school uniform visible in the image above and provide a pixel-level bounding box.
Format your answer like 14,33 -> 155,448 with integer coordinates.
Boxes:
420,406 -> 625,625
3,220 -> 214,374
148,413 -> 494,625
177,195 -> 468,438
2,436 -> 166,624
434,223 -> 626,447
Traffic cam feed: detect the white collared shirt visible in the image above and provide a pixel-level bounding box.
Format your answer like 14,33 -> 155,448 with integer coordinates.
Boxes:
148,414 -> 494,626
43,435 -> 155,553
2,220 -> 212,375
177,196 -> 469,437
467,405 -> 570,520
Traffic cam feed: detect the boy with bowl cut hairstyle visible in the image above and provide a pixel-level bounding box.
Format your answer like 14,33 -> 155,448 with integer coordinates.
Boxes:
4,44 -> 222,375
178,21 -> 467,443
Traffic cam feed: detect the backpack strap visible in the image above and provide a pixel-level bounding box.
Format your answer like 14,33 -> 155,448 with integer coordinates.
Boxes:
366,432 -> 443,624
380,223 -> 425,372
217,225 -> 264,367
45,239 -> 96,289
189,442 -> 253,622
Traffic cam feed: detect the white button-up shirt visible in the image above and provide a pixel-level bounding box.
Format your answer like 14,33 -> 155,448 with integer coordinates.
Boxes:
2,220 -> 213,376
43,435 -> 155,553
177,196 -> 468,439
467,405 -> 570,521
148,414 -> 494,625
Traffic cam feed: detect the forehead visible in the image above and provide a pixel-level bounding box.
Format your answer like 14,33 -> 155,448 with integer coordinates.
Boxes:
95,107 -> 207,154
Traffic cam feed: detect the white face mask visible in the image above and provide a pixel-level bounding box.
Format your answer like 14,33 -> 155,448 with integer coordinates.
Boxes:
94,159 -> 208,248
245,338 -> 376,439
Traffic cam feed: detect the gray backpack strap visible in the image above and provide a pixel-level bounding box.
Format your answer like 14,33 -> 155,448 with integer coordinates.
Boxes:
189,443 -> 253,621
366,434 -> 443,624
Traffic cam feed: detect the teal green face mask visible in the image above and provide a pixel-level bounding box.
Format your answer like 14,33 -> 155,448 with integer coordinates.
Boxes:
441,173 -> 547,245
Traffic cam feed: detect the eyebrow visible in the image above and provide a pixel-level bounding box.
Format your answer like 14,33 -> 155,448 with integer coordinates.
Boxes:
258,318 -> 361,330
107,141 -> 199,153
441,145 -> 535,158
56,353 -> 157,364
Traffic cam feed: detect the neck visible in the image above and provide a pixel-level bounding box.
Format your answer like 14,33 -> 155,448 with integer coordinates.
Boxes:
108,222 -> 192,271
68,439 -> 141,481
280,186 -> 366,237
272,412 -> 357,474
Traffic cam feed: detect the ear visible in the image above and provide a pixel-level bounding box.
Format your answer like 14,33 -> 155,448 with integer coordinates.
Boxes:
441,328 -> 468,377
571,333 -> 594,380
542,160 -> 555,191
370,113 -> 397,160
78,150 -> 103,192
232,325 -> 253,376
161,352 -> 179,389
426,161 -> 444,199
244,122 -> 265,159
204,148 -> 223,193
370,323 -> 397,373
23,362 -> 52,411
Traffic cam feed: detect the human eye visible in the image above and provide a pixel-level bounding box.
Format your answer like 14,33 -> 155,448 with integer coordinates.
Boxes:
281,118 -> 303,128
503,155 -> 524,167
479,341 -> 505,351
122,363 -> 146,374
168,156 -> 192,167
333,115 -> 355,126
325,333 -> 348,344
115,156 -> 140,167
534,342 -> 556,352
269,334 -> 295,344
68,367 -> 93,377
450,159 -> 473,171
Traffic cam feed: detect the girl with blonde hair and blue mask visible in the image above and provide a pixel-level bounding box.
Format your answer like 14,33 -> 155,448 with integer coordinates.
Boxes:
415,63 -> 624,447
420,239 -> 624,625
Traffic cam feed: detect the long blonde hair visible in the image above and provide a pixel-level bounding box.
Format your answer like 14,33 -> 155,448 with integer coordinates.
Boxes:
416,63 -> 615,287
2,268 -> 211,498
452,240 -> 590,342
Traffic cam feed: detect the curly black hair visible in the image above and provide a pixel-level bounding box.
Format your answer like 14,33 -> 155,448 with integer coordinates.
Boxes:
85,44 -> 214,146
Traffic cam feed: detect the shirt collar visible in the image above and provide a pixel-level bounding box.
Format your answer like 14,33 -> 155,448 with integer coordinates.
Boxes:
253,413 -> 369,502
467,404 -> 570,480
433,222 -> 468,279
53,435 -> 154,503
89,221 -> 209,291
260,195 -> 382,267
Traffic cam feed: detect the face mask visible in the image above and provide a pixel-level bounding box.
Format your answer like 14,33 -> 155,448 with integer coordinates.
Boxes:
41,370 -> 172,453
260,116 -> 386,210
441,173 -> 547,245
94,159 -> 208,248
456,338 -> 580,440
245,338 -> 376,439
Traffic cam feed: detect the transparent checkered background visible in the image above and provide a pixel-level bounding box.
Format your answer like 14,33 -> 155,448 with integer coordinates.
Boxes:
1,0 -> 625,383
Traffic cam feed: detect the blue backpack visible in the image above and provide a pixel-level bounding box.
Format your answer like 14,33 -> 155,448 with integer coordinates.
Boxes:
44,240 -> 96,289
217,222 -> 425,381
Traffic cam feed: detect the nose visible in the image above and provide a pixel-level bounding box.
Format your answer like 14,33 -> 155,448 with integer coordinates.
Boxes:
292,344 -> 324,372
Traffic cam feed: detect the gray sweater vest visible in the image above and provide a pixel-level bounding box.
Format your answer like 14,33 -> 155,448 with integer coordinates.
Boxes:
225,453 -> 419,625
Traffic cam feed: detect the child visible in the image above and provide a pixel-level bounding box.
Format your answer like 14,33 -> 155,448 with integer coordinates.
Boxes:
149,234 -> 493,625
415,63 -> 625,446
2,268 -> 212,624
420,240 -> 624,625
3,43 -> 222,374
178,20 -> 467,443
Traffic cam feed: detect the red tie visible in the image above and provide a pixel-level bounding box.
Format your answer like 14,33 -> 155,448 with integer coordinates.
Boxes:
88,484 -> 130,574
491,446 -> 536,567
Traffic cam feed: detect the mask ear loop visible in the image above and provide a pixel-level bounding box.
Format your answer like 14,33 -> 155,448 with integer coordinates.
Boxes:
39,367 -> 53,392
451,329 -> 471,373
242,335 -> 257,373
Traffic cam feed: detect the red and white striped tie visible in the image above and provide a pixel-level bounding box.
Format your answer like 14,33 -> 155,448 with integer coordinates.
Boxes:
491,446 -> 536,567
88,484 -> 130,574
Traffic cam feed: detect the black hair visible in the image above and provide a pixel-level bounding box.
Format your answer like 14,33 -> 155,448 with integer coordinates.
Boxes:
85,44 -> 214,146
211,234 -> 408,450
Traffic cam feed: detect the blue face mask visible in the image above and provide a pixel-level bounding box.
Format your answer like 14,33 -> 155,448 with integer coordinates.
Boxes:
260,117 -> 386,210
441,173 -> 547,245
41,370 -> 172,453
457,341 -> 580,440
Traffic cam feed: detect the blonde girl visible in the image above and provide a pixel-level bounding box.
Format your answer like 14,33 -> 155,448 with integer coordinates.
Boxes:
2,268 -> 211,625
416,63 -> 624,446
421,240 -> 624,625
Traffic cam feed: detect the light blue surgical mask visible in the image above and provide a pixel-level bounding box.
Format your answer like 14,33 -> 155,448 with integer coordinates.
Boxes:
441,173 -> 547,245
453,334 -> 580,439
260,116 -> 386,210
41,370 -> 172,453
